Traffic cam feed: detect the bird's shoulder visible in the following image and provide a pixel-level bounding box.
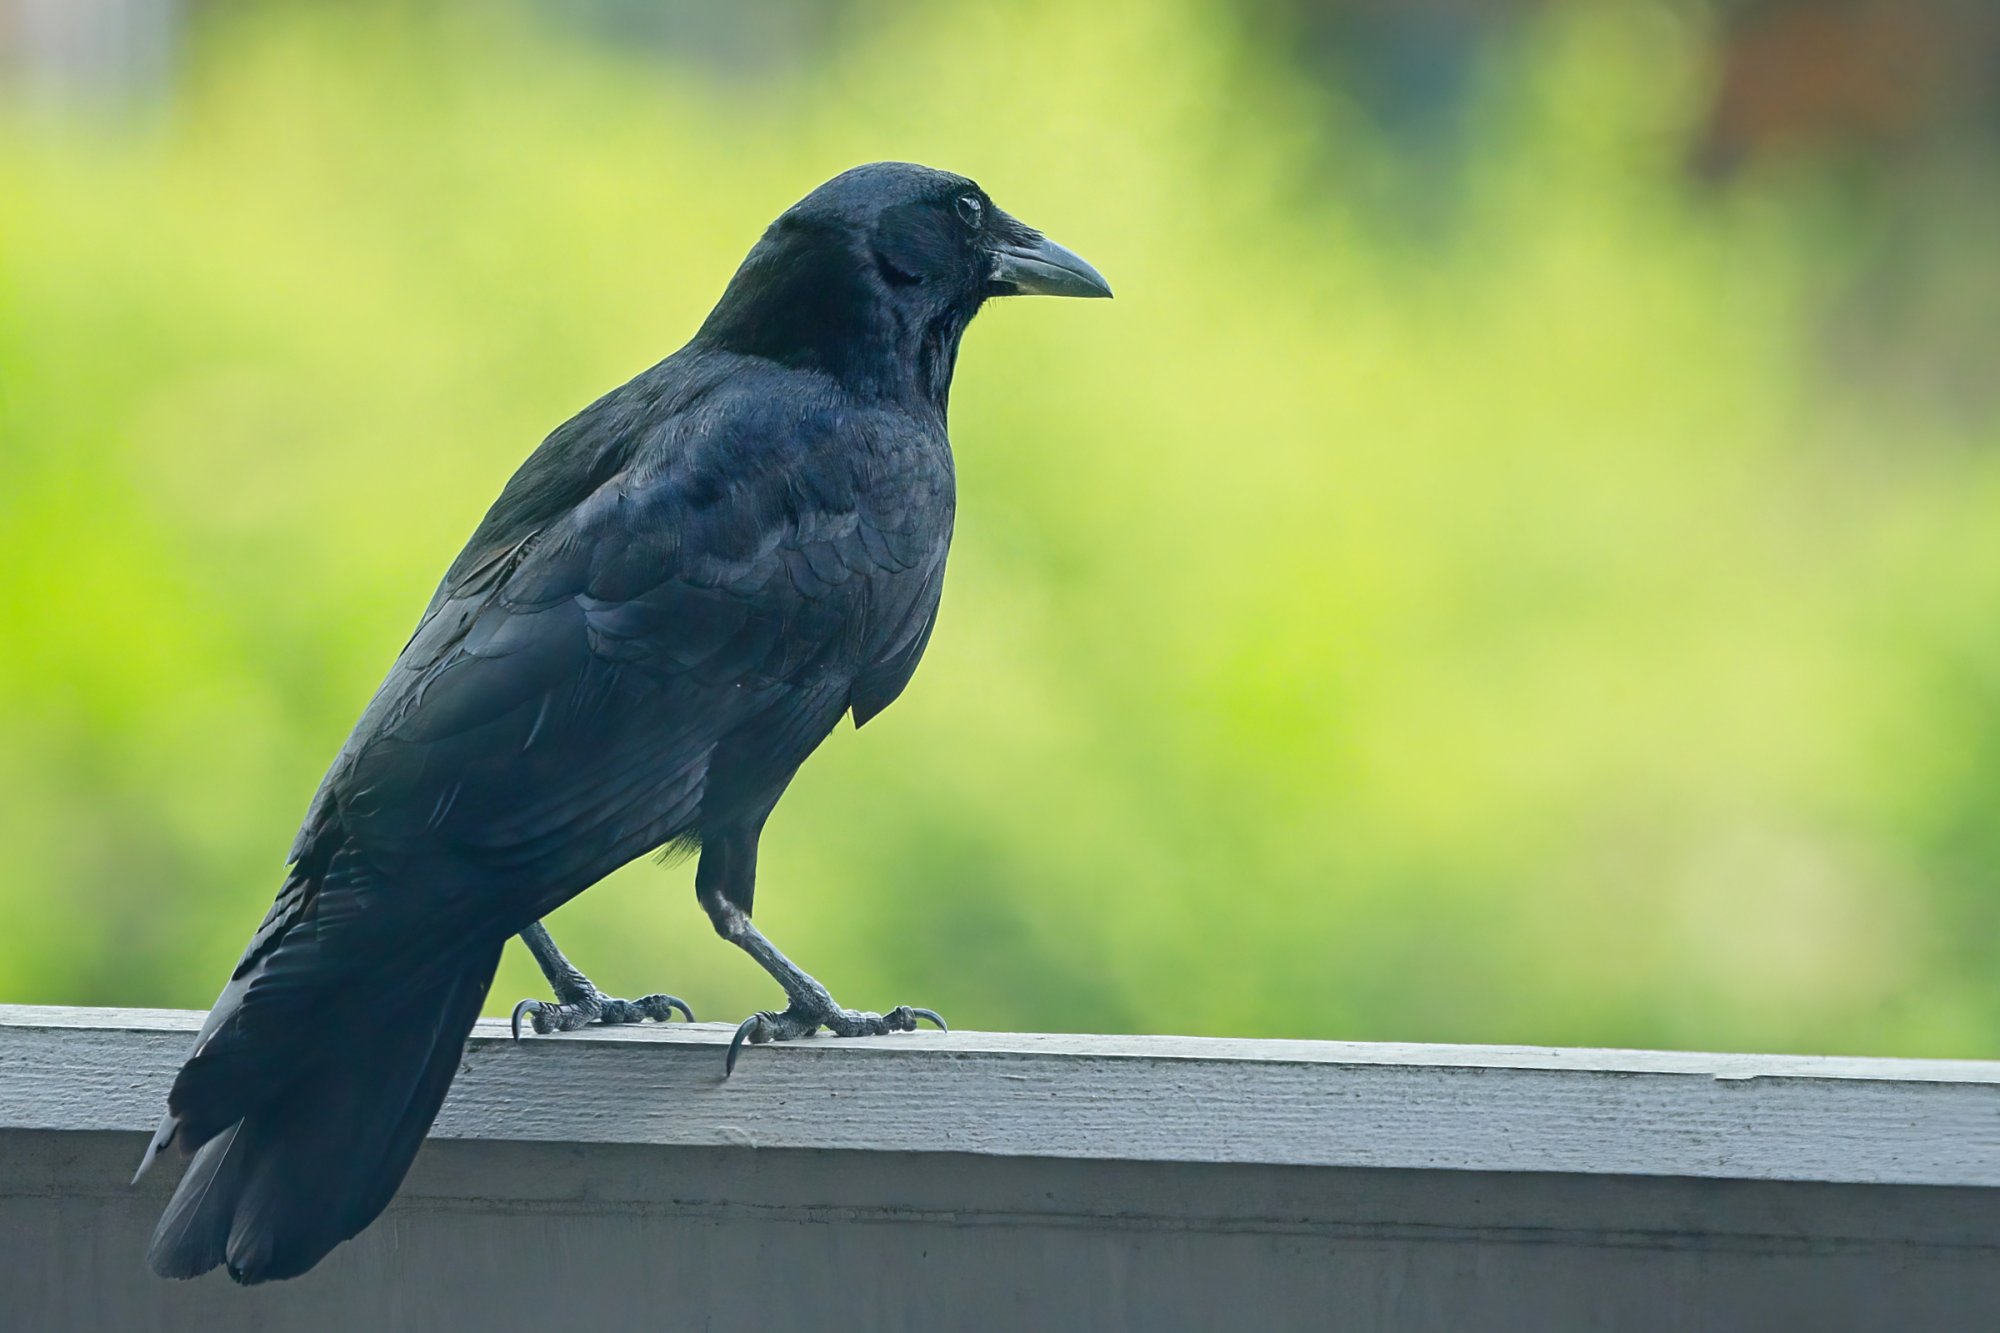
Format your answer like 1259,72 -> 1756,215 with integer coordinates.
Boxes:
626,352 -> 957,520
455,348 -> 950,587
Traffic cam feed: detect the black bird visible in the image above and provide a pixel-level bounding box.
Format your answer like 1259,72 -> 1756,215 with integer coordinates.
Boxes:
134,162 -> 1109,1284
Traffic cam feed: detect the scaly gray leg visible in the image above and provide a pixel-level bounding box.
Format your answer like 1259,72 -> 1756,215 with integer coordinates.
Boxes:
510,920 -> 693,1038
702,891 -> 944,1076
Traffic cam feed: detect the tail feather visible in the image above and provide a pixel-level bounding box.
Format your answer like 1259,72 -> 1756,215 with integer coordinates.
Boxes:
146,942 -> 502,1284
145,1123 -> 253,1279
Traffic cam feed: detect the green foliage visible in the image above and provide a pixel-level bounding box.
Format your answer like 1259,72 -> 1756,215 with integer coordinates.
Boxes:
4,0 -> 1998,1054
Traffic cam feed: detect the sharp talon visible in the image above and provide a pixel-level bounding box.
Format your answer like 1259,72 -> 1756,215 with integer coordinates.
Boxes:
911,1007 -> 947,1032
666,997 -> 695,1024
725,1014 -> 765,1078
510,999 -> 540,1042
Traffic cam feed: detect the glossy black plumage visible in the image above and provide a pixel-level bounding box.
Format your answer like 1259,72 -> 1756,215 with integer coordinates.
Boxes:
136,161 -> 1108,1284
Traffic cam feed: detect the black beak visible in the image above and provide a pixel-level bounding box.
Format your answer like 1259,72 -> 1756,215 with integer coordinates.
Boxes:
989,232 -> 1112,299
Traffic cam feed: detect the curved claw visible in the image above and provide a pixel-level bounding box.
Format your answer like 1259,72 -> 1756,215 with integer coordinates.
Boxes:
910,1007 -> 948,1032
510,998 -> 542,1042
655,995 -> 696,1024
724,1013 -> 771,1079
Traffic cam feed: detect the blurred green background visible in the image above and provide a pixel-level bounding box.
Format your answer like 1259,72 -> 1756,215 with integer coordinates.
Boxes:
5,0 -> 2000,1056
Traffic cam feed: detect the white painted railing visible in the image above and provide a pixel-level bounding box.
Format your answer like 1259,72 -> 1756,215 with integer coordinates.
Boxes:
4,1005 -> 1997,1331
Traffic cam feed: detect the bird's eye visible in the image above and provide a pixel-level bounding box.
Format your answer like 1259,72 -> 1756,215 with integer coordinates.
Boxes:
955,194 -> 984,229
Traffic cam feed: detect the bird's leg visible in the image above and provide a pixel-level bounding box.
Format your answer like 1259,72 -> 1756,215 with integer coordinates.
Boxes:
510,920 -> 693,1038
702,890 -> 945,1076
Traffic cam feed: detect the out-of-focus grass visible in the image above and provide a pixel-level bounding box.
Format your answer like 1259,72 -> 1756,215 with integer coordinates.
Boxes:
4,0 -> 1999,1054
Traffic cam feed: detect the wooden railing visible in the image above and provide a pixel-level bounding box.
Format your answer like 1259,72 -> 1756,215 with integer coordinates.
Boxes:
4,1005 -> 1998,1331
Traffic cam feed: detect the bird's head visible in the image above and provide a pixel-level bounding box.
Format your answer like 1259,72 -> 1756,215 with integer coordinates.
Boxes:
694,162 -> 1110,411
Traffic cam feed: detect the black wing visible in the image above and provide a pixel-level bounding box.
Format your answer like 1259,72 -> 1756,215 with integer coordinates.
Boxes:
283,357 -> 949,965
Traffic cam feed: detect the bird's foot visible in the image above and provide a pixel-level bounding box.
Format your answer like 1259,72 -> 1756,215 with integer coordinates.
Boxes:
511,985 -> 693,1039
726,995 -> 946,1076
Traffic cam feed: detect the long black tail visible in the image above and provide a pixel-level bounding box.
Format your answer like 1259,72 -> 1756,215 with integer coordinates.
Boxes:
145,941 -> 502,1284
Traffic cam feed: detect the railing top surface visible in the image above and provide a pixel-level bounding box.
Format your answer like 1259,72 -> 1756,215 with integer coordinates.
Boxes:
5,1004 -> 1996,1188
8,1002 -> 1999,1080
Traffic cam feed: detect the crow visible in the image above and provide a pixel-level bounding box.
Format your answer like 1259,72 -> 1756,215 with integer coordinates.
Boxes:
134,161 -> 1109,1284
